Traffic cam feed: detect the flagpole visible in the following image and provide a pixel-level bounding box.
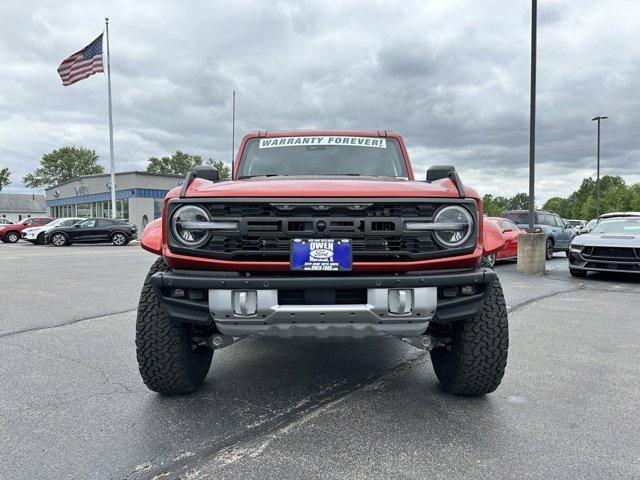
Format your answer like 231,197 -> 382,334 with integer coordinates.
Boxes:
105,17 -> 116,219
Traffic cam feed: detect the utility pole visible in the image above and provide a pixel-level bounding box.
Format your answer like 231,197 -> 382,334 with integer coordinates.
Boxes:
590,115 -> 608,217
528,0 -> 537,233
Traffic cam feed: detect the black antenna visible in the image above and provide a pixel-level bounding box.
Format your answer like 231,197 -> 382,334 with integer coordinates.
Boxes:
231,90 -> 236,178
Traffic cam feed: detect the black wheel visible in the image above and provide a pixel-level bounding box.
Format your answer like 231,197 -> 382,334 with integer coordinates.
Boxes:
570,268 -> 587,277
50,233 -> 68,247
545,238 -> 554,260
5,231 -> 19,243
36,233 -> 44,245
111,232 -> 128,246
136,257 -> 214,394
430,278 -> 509,396
481,253 -> 496,269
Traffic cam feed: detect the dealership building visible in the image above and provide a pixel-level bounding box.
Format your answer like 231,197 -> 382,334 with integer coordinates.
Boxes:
0,193 -> 47,222
44,171 -> 182,231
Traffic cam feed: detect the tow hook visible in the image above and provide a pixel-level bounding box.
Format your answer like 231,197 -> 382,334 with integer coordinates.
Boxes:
399,335 -> 448,351
210,334 -> 243,349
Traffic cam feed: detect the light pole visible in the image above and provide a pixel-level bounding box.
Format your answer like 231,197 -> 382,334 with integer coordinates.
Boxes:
528,0 -> 537,233
590,115 -> 608,217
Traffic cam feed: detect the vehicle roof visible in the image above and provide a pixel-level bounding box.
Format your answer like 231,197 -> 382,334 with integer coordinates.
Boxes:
599,211 -> 640,218
251,130 -> 400,138
503,209 -> 553,214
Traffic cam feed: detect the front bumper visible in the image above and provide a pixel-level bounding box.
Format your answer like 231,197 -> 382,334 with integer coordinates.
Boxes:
569,248 -> 640,274
150,268 -> 496,338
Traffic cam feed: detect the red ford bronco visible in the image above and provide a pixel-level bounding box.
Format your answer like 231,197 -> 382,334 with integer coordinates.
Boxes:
137,131 -> 508,396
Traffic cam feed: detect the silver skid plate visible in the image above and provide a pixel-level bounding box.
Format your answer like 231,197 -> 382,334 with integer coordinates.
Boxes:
208,287 -> 437,338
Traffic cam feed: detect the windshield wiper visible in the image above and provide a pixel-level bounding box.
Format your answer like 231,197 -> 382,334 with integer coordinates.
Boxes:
237,174 -> 284,180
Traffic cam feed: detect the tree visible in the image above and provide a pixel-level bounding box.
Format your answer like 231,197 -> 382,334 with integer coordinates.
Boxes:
23,147 -> 104,188
628,184 -> 640,212
482,194 -> 510,217
0,167 -> 10,191
506,193 -> 530,210
542,197 -> 570,217
208,160 -> 231,180
146,151 -> 230,179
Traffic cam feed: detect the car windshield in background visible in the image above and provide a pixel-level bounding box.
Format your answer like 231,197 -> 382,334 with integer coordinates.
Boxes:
46,218 -> 66,227
592,217 -> 640,234
60,219 -> 81,226
503,212 -> 530,224
565,220 -> 581,227
237,136 -> 408,178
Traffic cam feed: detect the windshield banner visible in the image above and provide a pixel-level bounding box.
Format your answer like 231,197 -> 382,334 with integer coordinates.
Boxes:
259,136 -> 387,149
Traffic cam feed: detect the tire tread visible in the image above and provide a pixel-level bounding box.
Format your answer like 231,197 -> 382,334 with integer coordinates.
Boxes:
431,278 -> 509,395
135,257 -> 213,394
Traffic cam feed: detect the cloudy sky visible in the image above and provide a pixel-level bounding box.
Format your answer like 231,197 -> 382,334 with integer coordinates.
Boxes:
1,0 -> 638,203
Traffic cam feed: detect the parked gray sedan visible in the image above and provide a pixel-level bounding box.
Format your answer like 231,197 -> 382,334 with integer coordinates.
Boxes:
568,215 -> 640,276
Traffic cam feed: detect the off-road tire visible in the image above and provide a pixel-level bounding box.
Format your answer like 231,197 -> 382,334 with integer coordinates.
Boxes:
136,257 -> 213,394
430,278 -> 508,396
480,253 -> 496,269
569,268 -> 587,277
545,238 -> 554,260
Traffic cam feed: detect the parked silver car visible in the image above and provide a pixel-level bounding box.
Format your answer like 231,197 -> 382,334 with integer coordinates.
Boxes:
568,214 -> 640,276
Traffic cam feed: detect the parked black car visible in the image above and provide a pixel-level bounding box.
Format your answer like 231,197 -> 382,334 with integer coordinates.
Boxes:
45,218 -> 137,247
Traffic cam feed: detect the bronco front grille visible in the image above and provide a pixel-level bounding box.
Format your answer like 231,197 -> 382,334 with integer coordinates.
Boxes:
167,198 -> 478,262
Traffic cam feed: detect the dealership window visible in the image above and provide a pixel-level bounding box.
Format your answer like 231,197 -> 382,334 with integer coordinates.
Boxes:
116,199 -> 129,220
77,203 -> 91,218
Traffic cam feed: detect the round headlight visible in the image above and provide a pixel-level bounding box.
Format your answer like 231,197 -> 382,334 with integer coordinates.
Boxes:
171,205 -> 210,247
433,205 -> 474,248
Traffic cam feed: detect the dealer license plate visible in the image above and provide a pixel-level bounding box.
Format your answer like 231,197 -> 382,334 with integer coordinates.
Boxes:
290,239 -> 352,271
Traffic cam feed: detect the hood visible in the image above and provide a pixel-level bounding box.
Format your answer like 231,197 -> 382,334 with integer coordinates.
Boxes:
22,226 -> 43,234
572,233 -> 640,247
186,177 -> 472,199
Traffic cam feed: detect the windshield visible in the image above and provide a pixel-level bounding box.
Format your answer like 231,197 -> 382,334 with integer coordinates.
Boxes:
565,220 -> 581,227
237,136 -> 408,178
591,217 -> 640,234
46,218 -> 66,227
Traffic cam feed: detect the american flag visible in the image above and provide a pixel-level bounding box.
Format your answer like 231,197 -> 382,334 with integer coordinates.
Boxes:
57,34 -> 104,86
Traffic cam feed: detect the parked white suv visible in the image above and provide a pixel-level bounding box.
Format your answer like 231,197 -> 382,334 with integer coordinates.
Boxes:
22,217 -> 82,244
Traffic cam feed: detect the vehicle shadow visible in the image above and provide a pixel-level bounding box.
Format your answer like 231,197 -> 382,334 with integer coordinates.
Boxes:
134,337 -> 502,476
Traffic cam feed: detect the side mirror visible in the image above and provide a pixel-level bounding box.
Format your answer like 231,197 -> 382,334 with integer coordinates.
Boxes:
503,227 -> 513,233
73,224 -> 81,228
426,165 -> 455,182
193,165 -> 220,182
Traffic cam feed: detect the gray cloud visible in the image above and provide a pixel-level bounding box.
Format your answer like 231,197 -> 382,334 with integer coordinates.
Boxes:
1,0 -> 638,204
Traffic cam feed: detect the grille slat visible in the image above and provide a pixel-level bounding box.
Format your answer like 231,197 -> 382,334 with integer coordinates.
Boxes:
583,246 -> 638,261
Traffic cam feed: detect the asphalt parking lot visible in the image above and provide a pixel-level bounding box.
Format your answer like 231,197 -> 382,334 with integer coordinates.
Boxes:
1,243 -> 639,479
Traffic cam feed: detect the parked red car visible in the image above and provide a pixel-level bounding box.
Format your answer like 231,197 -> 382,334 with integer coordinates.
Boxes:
485,216 -> 525,264
0,217 -> 53,243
